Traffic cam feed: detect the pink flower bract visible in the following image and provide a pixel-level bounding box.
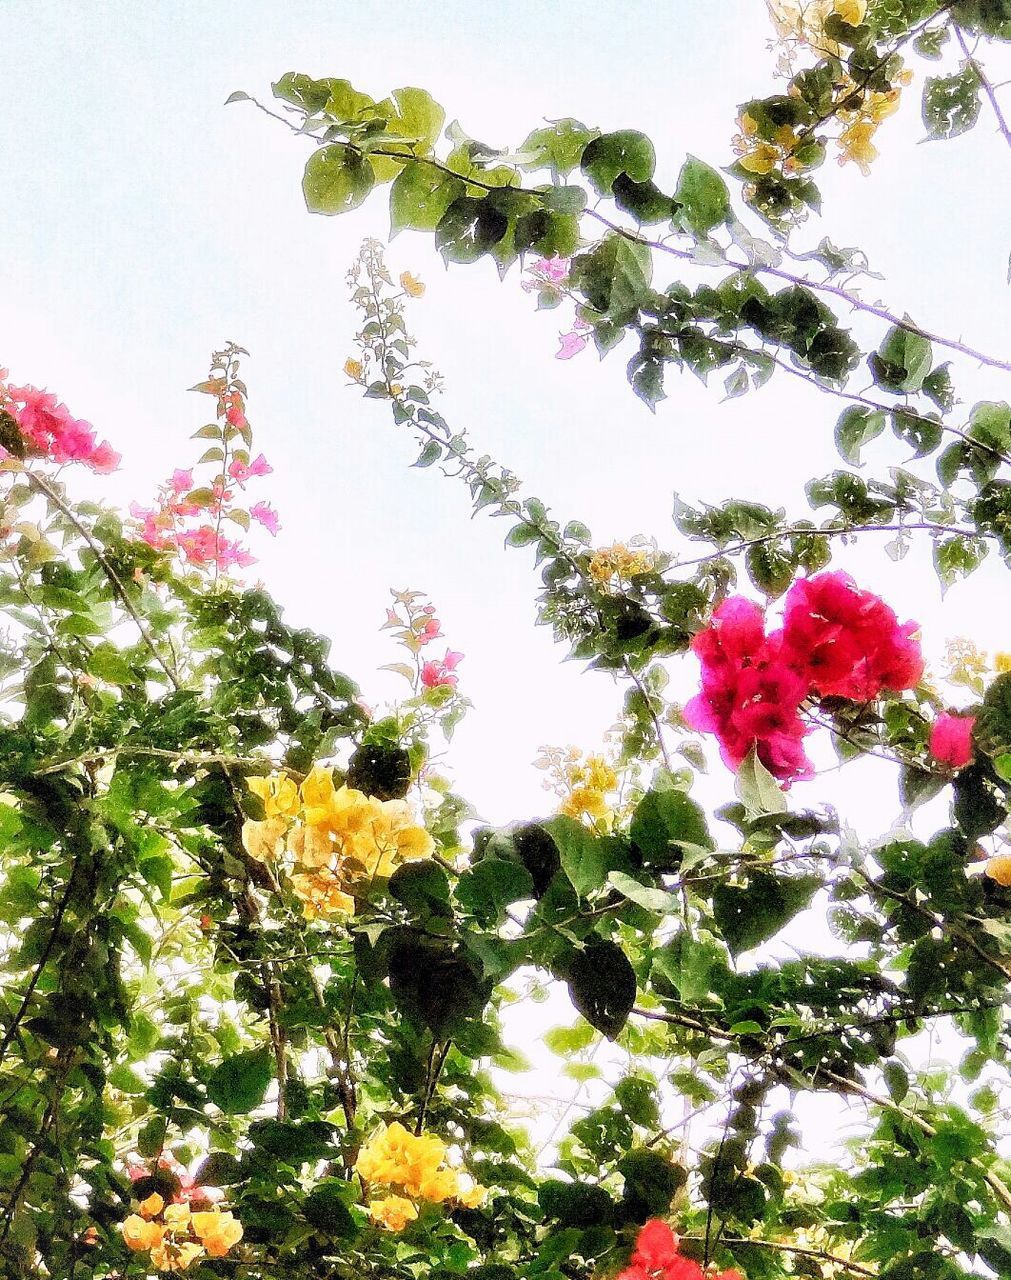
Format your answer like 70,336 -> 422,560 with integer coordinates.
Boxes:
780,571 -> 923,701
421,649 -> 463,689
683,597 -> 813,784
929,712 -> 975,770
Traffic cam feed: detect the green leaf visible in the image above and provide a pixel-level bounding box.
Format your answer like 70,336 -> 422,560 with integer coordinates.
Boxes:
835,406 -> 886,466
922,66 -> 982,140
207,1047 -> 274,1114
870,324 -> 933,393
618,1149 -> 686,1222
387,928 -> 491,1036
272,71 -> 332,114
713,870 -> 823,957
891,408 -> 943,458
390,163 -> 466,236
675,156 -> 730,236
388,859 -> 452,917
520,119 -> 600,175
735,747 -> 788,818
630,789 -> 712,871
563,940 -> 637,1040
385,86 -> 445,149
435,195 -> 509,263
302,144 -> 375,215
570,234 -> 652,325
607,870 -> 678,913
456,858 -> 535,924
303,1180 -> 358,1238
580,129 -> 655,196
541,815 -> 607,897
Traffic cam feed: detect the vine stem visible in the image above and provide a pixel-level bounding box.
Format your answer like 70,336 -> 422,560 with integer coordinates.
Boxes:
955,25 -> 1011,152
821,1066 -> 1011,1215
24,468 -> 182,690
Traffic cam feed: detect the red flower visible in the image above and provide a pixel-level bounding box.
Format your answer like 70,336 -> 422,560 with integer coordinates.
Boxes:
779,571 -> 923,701
616,1220 -> 738,1280
683,598 -> 813,784
421,649 -> 463,689
929,712 -> 975,770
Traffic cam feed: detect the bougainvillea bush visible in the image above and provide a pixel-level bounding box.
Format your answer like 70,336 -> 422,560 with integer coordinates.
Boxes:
7,3 -> 1011,1278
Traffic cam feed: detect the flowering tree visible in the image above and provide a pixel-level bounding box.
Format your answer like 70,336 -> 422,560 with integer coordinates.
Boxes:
6,3 -> 1011,1279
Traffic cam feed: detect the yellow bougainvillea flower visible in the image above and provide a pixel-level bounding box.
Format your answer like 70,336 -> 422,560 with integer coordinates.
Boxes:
839,119 -> 878,174
356,1122 -> 446,1192
588,542 -> 653,585
739,111 -> 759,137
241,815 -> 287,862
289,868 -> 356,919
300,765 -> 338,822
247,773 -> 300,819
150,1239 -> 204,1272
139,1192 -> 165,1219
457,1181 -> 487,1209
416,1167 -> 461,1203
163,1202 -> 191,1229
739,143 -> 780,175
985,855 -> 1011,887
560,785 -> 610,822
996,652 -> 1011,674
191,1209 -> 244,1257
369,1194 -> 419,1231
834,0 -> 866,23
122,1215 -> 164,1251
585,755 -> 618,793
400,271 -> 425,298
343,357 -> 364,381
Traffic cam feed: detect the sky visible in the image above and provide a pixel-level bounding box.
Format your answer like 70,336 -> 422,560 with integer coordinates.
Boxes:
5,0 -> 1011,1171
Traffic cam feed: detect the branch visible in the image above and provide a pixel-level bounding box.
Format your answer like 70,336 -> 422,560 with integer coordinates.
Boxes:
955,25 -> 1011,151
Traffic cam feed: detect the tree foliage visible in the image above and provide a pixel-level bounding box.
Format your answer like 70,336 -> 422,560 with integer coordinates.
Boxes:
5,5 -> 1011,1280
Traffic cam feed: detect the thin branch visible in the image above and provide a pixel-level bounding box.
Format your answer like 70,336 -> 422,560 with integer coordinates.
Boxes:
955,26 -> 1011,151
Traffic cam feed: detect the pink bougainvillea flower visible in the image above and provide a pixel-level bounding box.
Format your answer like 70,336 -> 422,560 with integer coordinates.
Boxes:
171,468 -> 194,492
779,571 -> 923,701
615,1218 -> 741,1280
249,501 -> 280,536
556,322 -> 591,360
3,383 -> 120,472
421,649 -> 464,689
416,616 -> 443,646
929,712 -> 976,770
683,597 -> 813,784
228,453 -> 272,484
535,255 -> 570,284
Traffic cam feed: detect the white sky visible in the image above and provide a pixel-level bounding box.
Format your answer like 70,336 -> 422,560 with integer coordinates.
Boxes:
6,0 -> 1011,1179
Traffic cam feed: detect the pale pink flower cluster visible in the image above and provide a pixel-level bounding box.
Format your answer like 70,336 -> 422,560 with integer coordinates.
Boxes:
0,374 -> 120,472
129,385 -> 278,574
520,257 -> 593,361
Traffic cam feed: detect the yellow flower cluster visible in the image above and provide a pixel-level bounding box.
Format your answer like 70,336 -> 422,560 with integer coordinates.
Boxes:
122,1194 -> 242,1272
355,1122 -> 486,1230
766,0 -> 866,50
588,542 -> 653,587
343,357 -> 364,382
242,767 -> 434,919
399,271 -> 425,298
944,639 -> 1011,696
735,112 -> 802,176
836,75 -> 909,175
536,746 -> 620,826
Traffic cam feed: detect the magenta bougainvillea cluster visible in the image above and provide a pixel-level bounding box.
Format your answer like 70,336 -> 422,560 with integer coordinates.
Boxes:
0,375 -> 120,472
684,570 -> 925,781
617,1220 -> 742,1280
